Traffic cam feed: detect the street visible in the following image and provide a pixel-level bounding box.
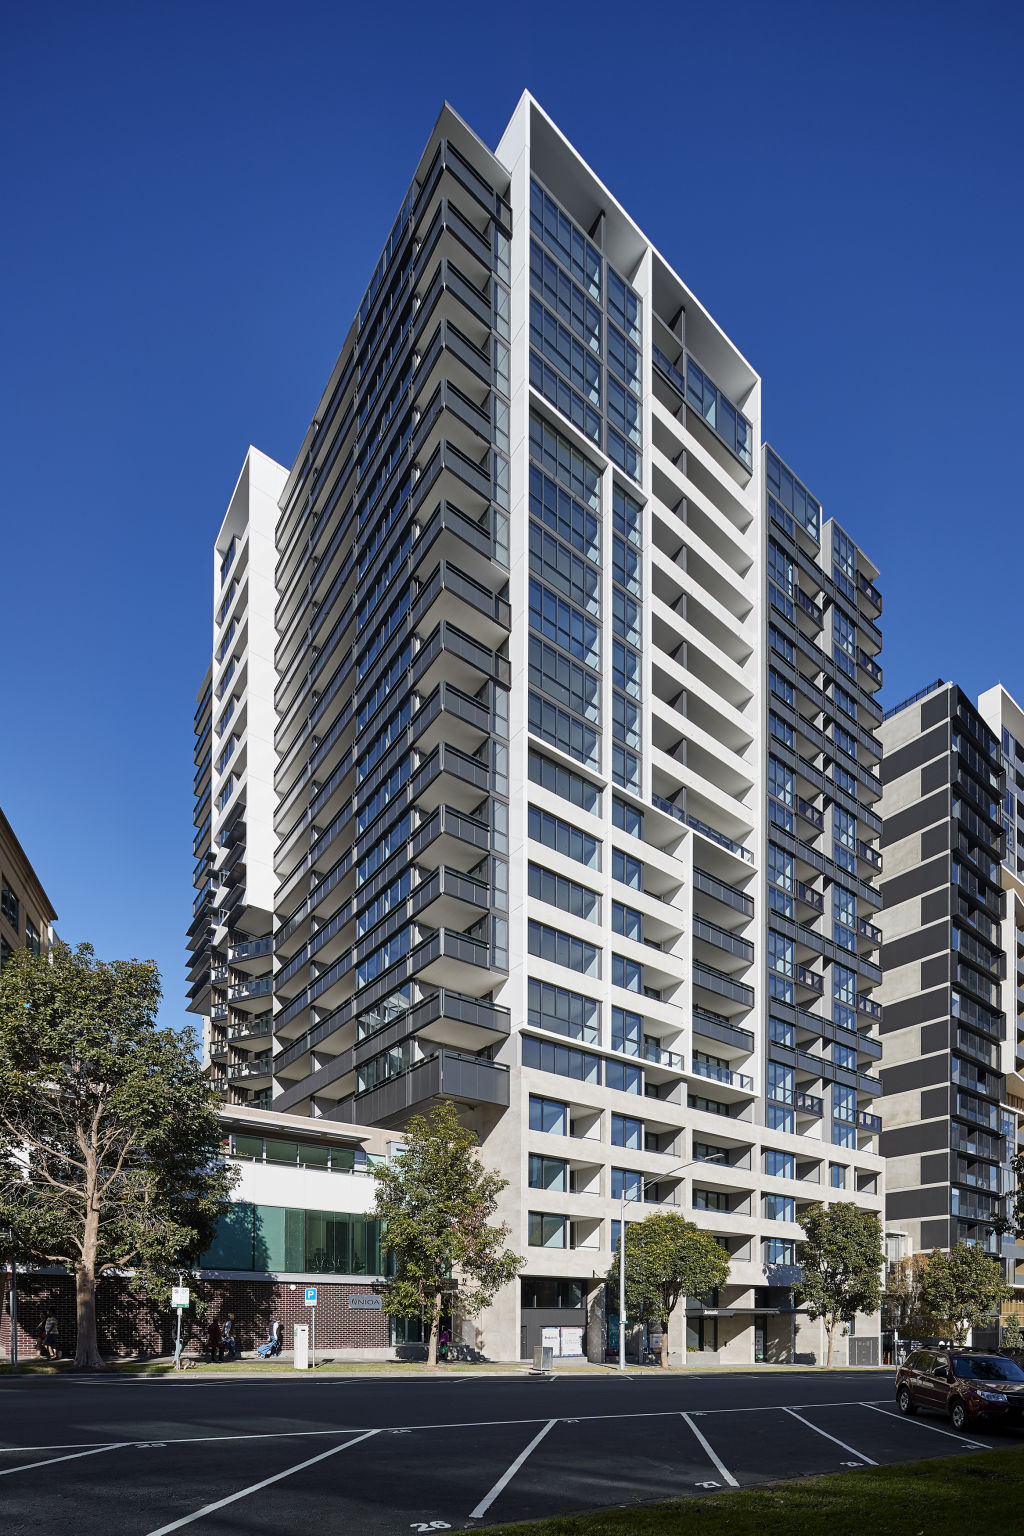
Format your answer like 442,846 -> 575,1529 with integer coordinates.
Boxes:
0,1368 -> 1008,1534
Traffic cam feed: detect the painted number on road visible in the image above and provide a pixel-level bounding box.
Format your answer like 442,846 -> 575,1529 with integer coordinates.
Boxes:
410,1524 -> 451,1531
695,1480 -> 720,1489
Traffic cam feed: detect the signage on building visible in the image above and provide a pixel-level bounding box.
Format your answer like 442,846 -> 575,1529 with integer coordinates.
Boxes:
171,1286 -> 190,1309
349,1295 -> 383,1310
304,1286 -> 318,1307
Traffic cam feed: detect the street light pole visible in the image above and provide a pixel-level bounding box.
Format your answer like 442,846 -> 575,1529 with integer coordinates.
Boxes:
615,1152 -> 726,1371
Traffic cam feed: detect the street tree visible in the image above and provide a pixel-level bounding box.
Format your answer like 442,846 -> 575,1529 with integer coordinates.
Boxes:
882,1253 -> 938,1344
1002,1313 -> 1023,1351
605,1212 -> 730,1368
372,1100 -> 522,1366
917,1243 -> 1009,1344
791,1202 -> 884,1367
0,942 -> 235,1369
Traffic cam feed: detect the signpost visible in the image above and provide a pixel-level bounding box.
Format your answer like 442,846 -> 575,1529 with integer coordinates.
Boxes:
172,1279 -> 190,1371
304,1286 -> 317,1369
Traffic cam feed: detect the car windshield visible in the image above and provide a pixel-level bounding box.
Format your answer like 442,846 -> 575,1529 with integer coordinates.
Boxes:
953,1356 -> 1024,1382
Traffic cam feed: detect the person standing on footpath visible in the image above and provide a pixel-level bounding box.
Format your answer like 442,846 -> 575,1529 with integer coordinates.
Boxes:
221,1313 -> 238,1360
206,1317 -> 222,1362
42,1312 -> 60,1361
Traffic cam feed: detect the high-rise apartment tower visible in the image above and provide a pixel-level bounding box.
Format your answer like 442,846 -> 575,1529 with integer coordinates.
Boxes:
188,94 -> 886,1363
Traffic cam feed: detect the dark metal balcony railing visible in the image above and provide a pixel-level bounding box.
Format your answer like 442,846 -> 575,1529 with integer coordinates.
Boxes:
228,937 -> 273,964
691,1059 -> 754,1092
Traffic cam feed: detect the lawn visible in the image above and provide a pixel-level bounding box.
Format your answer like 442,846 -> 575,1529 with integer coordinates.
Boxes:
474,1448 -> 1024,1536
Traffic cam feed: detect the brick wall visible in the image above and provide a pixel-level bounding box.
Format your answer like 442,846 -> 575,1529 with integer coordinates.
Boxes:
0,1273 -> 391,1358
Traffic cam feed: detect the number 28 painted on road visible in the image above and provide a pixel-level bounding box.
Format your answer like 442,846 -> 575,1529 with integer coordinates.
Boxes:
410,1524 -> 450,1531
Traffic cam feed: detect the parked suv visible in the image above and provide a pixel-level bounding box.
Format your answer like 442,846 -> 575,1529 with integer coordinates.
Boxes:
895,1348 -> 1024,1429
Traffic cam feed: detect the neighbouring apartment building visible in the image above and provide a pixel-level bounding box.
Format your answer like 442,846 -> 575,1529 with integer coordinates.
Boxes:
0,806 -> 57,970
188,93 -> 886,1364
877,681 -> 1024,1334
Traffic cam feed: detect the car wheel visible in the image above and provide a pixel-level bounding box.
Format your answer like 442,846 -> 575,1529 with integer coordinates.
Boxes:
950,1399 -> 972,1431
897,1386 -> 916,1416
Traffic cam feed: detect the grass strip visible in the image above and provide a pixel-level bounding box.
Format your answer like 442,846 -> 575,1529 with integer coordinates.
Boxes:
475,1446 -> 1024,1536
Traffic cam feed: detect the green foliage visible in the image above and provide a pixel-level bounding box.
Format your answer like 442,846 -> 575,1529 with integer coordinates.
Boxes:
372,1100 -> 522,1364
882,1253 -> 939,1339
791,1202 -> 884,1365
1002,1313 -> 1023,1350
917,1243 -> 1009,1344
0,942 -> 236,1367
605,1213 -> 730,1366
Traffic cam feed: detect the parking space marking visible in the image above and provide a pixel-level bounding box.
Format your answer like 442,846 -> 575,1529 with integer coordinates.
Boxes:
860,1403 -> 985,1448
467,1418 -> 558,1521
0,1442 -> 129,1478
141,1428 -> 381,1536
680,1413 -> 738,1487
781,1407 -> 877,1465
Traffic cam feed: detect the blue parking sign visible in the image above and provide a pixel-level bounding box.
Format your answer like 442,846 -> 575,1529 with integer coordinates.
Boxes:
304,1286 -> 318,1306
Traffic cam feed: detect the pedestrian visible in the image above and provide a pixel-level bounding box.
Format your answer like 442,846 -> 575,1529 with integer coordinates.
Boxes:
42,1312 -> 60,1361
206,1317 -> 222,1362
221,1313 -> 238,1361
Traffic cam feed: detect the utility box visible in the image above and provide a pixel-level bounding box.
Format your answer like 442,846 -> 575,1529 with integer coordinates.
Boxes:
293,1323 -> 309,1370
532,1345 -> 553,1374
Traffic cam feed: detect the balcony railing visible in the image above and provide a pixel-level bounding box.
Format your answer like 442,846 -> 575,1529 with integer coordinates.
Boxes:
652,797 -> 754,865
691,1059 -> 754,1092
857,995 -> 883,1022
228,937 -> 274,964
227,976 -> 273,1004
795,1091 -> 823,1116
642,1041 -> 685,1070
796,965 -> 824,995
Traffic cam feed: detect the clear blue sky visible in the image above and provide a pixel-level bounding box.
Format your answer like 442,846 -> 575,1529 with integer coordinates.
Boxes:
3,0 -> 1021,1031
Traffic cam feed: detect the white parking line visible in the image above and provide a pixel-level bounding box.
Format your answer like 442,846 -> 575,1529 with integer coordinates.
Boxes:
0,1397 -> 902,1457
467,1418 -> 558,1521
860,1402 -> 985,1448
781,1407 -> 877,1465
680,1412 -> 738,1487
141,1428 -> 381,1536
0,1443 -> 129,1477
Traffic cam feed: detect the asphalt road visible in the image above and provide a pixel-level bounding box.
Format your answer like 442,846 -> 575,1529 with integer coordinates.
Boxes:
0,1369 -> 1010,1534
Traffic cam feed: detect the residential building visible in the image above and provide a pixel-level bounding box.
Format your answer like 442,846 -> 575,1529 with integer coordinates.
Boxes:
877,681 -> 1024,1334
189,93 -> 887,1363
0,806 -> 57,969
761,451 -> 886,1362
188,448 -> 287,1107
976,685 -> 1024,1307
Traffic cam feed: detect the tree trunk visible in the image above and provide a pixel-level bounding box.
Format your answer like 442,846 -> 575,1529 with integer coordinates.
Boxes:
74,1161 -> 104,1370
426,1291 -> 442,1368
660,1319 -> 670,1370
825,1318 -> 837,1369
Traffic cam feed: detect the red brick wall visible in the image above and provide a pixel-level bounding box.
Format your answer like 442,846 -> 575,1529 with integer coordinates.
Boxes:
1,1273 -> 391,1358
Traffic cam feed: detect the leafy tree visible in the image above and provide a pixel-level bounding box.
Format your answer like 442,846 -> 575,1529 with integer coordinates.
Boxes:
0,943 -> 235,1369
605,1213 -> 730,1368
917,1243 -> 1009,1344
882,1253 -> 937,1342
791,1202 -> 884,1367
372,1100 -> 522,1366
1002,1313 -> 1023,1351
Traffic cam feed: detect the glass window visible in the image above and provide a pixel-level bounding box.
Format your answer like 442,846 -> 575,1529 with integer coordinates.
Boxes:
528,751 -> 601,816
830,1163 -> 847,1189
523,1034 -> 601,1083
528,861 -> 601,923
528,804 -> 600,870
763,1194 -> 795,1222
528,979 -> 600,1044
763,1239 -> 795,1266
25,917 -> 41,957
764,1149 -> 795,1178
529,1095 -> 569,1136
528,1211 -> 567,1248
606,1059 -> 643,1095
612,953 -> 643,992
612,847 -> 643,891
612,901 -> 643,943
528,919 -> 600,977
611,1114 -> 643,1150
611,1007 -> 642,1056
768,1062 -> 794,1105
611,1166 -> 643,1202
612,797 -> 644,838
529,1154 -> 568,1192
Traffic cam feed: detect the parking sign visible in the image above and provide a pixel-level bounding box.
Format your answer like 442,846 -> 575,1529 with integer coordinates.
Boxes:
304,1286 -> 318,1307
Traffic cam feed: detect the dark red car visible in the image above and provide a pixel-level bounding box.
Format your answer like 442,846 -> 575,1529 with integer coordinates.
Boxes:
895,1348 -> 1024,1430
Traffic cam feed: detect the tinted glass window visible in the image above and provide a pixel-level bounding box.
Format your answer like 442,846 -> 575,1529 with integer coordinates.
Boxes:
954,1355 -> 1024,1381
